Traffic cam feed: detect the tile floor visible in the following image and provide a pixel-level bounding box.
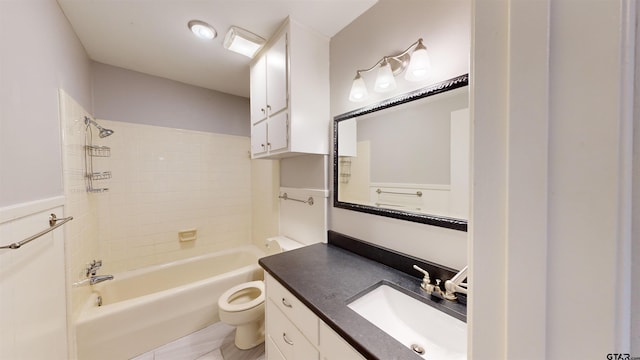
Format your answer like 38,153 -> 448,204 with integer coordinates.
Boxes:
131,322 -> 265,360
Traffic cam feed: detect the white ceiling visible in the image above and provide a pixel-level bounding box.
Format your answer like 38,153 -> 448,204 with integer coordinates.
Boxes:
57,0 -> 378,98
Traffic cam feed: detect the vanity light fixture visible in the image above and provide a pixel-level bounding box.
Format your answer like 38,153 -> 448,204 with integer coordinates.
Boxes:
188,20 -> 217,40
349,38 -> 432,102
223,26 -> 265,58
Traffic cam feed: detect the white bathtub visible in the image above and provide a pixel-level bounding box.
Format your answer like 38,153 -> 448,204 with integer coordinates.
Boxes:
75,245 -> 265,360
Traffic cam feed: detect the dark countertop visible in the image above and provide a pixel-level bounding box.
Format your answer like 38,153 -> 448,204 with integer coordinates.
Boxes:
258,241 -> 466,360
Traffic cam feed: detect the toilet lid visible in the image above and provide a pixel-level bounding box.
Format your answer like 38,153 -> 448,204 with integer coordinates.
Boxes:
218,280 -> 265,312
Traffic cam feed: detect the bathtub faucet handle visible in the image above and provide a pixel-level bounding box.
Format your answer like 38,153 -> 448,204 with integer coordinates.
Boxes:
86,259 -> 103,277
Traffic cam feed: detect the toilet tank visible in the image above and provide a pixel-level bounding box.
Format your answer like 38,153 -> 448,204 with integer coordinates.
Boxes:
265,235 -> 304,254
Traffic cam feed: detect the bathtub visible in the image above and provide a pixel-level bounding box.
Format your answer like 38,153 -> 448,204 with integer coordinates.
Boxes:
75,245 -> 265,360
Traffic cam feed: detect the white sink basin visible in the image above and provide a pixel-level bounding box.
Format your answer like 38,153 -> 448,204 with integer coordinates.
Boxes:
347,283 -> 467,360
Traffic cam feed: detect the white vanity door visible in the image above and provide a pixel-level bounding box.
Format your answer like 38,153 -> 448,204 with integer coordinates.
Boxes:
319,321 -> 366,360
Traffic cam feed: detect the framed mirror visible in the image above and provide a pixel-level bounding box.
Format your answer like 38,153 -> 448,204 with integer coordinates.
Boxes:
333,74 -> 469,231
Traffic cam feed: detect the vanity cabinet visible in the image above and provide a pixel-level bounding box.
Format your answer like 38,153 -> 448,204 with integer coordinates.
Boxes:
265,274 -> 364,360
249,17 -> 330,159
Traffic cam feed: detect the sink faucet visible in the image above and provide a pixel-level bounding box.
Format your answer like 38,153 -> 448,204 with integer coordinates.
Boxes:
413,264 -> 468,301
89,274 -> 114,285
443,266 -> 468,301
412,265 -> 444,296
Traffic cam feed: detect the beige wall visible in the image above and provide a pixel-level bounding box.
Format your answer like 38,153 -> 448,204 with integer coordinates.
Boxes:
328,0 -> 471,270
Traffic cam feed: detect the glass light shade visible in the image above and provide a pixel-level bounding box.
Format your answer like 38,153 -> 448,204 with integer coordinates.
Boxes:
374,59 -> 396,93
188,20 -> 216,40
405,44 -> 431,82
224,26 -> 265,58
349,73 -> 368,102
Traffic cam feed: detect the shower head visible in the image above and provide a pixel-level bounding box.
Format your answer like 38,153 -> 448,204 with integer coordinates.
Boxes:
84,117 -> 114,138
98,127 -> 114,138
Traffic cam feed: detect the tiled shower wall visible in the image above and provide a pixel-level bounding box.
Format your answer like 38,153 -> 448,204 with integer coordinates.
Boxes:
59,89 -> 100,358
96,120 -> 253,274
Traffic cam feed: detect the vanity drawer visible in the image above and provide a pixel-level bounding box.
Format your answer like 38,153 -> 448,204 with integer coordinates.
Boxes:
265,274 -> 319,345
266,334 -> 287,360
267,297 -> 319,360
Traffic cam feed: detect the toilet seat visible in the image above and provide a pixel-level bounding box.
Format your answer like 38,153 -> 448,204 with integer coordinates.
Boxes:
218,280 -> 265,313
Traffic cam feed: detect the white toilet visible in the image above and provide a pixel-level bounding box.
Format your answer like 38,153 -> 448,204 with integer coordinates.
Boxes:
217,236 -> 304,350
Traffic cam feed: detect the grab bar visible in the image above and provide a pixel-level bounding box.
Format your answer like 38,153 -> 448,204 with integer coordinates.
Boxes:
0,214 -> 73,250
376,189 -> 423,197
278,193 -> 314,206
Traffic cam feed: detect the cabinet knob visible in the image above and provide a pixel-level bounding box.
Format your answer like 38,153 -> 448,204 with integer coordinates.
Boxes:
261,108 -> 265,114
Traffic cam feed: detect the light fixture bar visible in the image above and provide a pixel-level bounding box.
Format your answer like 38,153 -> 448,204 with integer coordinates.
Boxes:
348,38 -> 432,102
352,38 -> 423,76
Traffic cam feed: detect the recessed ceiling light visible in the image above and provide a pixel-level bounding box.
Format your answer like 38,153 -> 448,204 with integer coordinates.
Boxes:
223,26 -> 265,58
188,20 -> 217,40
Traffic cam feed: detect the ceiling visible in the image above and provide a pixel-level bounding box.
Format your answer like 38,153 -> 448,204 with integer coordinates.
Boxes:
57,0 -> 378,98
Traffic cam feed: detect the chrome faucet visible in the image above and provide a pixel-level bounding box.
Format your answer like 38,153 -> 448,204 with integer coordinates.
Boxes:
89,274 -> 114,285
72,260 -> 114,287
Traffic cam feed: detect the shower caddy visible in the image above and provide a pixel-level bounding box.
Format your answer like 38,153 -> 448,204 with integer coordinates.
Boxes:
84,116 -> 111,192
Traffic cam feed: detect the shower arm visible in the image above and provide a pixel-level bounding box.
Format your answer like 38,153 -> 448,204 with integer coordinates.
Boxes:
84,116 -> 102,130
84,116 -> 114,138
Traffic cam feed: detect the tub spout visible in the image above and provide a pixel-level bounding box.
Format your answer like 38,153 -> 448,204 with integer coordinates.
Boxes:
90,274 -> 114,285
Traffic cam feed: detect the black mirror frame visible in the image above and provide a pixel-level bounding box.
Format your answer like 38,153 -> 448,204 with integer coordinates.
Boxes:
333,74 -> 469,232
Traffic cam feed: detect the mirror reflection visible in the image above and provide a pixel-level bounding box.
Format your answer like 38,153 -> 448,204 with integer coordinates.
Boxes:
334,74 -> 469,231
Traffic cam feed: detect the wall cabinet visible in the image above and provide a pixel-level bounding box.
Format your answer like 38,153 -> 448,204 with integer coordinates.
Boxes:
250,34 -> 287,125
251,112 -> 288,155
249,18 -> 330,159
265,274 -> 364,360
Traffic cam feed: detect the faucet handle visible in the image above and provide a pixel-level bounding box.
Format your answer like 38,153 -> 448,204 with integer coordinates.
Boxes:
413,264 -> 429,277
413,265 -> 431,290
85,259 -> 103,277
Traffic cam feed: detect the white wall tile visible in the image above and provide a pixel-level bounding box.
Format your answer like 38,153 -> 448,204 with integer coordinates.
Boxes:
96,120 -> 253,273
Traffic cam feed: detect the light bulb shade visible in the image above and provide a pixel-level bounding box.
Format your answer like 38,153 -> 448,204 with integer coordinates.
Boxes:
374,59 -> 396,93
224,26 -> 265,58
405,44 -> 431,82
188,20 -> 216,40
349,73 -> 368,102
